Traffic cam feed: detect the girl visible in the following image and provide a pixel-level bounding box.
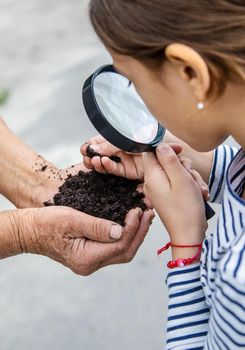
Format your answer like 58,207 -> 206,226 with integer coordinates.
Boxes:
82,1 -> 245,349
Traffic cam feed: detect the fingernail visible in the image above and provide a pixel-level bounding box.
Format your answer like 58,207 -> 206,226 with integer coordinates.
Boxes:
157,143 -> 169,154
206,193 -> 211,200
110,224 -> 123,240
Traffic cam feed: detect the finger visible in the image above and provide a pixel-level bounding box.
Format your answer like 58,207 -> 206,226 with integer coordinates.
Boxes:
168,143 -> 183,155
178,157 -> 209,199
156,143 -> 188,184
80,140 -> 99,158
83,156 -> 94,170
192,170 -> 210,200
101,156 -> 142,181
157,142 -> 182,155
101,156 -> 124,176
142,197 -> 153,209
179,156 -> 193,173
136,183 -> 153,209
80,143 -> 90,157
66,209 -> 123,243
123,207 -> 143,245
80,136 -> 106,156
88,140 -> 120,156
142,152 -> 169,186
86,207 -> 143,263
122,209 -> 154,262
91,156 -> 108,174
100,209 -> 154,267
142,151 -> 158,171
89,135 -> 107,145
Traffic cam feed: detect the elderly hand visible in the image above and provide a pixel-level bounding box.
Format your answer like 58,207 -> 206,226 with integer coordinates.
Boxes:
8,205 -> 154,275
80,135 -> 144,180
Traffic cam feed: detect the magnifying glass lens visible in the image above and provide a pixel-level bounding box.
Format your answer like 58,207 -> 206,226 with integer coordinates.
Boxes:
93,72 -> 159,144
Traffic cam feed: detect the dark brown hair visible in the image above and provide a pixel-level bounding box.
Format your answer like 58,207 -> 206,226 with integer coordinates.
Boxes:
89,0 -> 245,95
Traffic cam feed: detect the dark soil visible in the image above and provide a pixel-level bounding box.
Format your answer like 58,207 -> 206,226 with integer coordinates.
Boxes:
44,170 -> 146,226
41,165 -> 48,172
86,144 -> 121,163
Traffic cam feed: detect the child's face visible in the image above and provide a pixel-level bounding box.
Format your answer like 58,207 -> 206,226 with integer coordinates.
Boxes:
110,51 -> 228,152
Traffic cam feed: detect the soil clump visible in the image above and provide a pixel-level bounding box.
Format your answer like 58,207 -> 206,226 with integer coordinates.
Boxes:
44,170 -> 146,226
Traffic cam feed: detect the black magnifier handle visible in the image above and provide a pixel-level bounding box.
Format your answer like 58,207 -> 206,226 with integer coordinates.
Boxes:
204,201 -> 215,220
152,148 -> 215,220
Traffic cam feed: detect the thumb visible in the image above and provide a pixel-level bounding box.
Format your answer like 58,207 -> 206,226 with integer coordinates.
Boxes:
156,143 -> 185,183
71,211 -> 123,243
142,152 -> 169,185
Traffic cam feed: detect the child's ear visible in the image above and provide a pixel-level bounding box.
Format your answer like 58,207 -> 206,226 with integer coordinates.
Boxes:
165,43 -> 211,102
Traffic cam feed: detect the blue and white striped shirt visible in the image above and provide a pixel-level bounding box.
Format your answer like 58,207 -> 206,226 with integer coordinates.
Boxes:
166,145 -> 245,349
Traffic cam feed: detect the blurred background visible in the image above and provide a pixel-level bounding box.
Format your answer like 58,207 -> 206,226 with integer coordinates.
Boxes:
0,1 -> 218,349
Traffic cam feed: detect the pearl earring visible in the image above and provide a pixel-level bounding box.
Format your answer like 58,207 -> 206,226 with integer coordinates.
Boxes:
197,102 -> 205,110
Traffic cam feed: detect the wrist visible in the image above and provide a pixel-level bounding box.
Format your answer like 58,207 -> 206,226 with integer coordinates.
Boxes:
158,241 -> 203,268
169,231 -> 205,264
0,210 -> 26,259
11,160 -> 57,208
168,225 -> 207,245
171,246 -> 201,262
0,119 -> 55,207
7,208 -> 40,255
27,161 -> 59,207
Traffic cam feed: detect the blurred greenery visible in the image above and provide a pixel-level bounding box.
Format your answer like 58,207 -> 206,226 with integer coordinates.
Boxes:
0,89 -> 9,105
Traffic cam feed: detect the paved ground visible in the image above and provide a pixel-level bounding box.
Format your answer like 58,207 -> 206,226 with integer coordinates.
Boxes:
0,1 -> 218,349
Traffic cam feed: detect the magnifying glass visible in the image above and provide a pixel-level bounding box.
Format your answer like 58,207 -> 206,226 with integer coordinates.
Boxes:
82,64 -> 215,220
82,65 -> 164,153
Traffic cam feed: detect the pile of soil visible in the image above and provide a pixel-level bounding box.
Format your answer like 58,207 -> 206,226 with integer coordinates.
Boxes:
44,170 -> 146,226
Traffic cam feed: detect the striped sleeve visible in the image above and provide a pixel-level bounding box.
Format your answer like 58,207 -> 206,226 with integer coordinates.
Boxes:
208,145 -> 238,204
205,232 -> 245,348
166,263 -> 210,349
206,269 -> 245,349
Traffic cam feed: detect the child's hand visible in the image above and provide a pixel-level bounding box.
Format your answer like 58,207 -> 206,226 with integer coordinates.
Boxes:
80,135 -> 144,180
142,143 -> 208,244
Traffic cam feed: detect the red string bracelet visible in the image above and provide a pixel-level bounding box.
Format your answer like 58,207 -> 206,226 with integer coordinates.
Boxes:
157,242 -> 202,268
